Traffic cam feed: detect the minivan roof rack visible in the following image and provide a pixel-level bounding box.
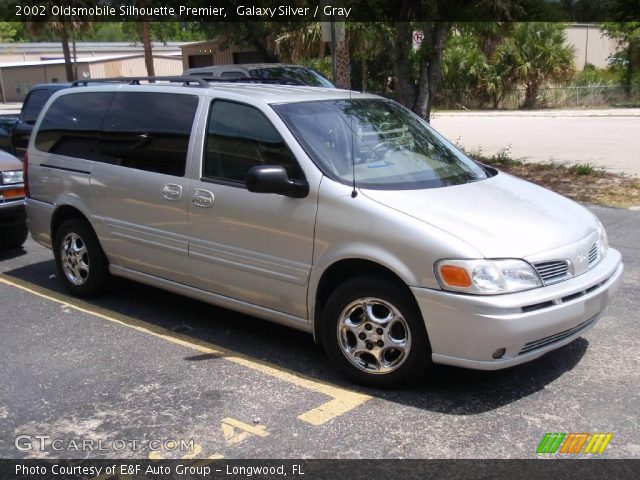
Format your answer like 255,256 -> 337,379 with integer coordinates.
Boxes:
70,75 -> 311,89
71,76 -> 210,87
199,76 -> 307,86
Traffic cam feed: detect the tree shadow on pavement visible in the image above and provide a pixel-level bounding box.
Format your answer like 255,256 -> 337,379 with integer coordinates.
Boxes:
3,259 -> 588,416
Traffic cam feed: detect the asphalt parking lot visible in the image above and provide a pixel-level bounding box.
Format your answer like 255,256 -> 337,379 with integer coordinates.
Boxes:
0,205 -> 638,460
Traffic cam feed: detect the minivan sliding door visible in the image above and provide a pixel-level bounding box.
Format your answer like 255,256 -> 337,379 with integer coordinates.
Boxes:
90,91 -> 199,284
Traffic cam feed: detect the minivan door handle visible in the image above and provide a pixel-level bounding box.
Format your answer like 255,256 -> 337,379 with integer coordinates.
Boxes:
161,183 -> 183,202
192,189 -> 215,208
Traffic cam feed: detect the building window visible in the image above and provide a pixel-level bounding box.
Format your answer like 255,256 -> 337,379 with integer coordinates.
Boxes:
15,81 -> 29,94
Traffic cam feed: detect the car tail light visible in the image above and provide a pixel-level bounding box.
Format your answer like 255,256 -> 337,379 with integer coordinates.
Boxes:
23,151 -> 29,197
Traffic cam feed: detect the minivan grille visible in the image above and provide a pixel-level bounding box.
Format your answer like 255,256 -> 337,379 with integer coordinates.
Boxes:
518,314 -> 598,355
533,260 -> 570,285
588,241 -> 601,267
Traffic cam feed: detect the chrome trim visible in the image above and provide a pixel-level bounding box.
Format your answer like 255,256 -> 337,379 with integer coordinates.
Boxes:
533,259 -> 571,285
518,314 -> 599,355
588,241 -> 601,268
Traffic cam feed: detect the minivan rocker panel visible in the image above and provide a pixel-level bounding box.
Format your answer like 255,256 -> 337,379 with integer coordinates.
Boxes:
25,81 -> 623,387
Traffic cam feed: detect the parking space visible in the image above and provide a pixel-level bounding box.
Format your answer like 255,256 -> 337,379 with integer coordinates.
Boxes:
0,270 -> 370,459
0,205 -> 638,459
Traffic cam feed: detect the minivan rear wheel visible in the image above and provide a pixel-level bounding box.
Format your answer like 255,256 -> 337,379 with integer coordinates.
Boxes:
53,219 -> 111,297
321,276 -> 432,388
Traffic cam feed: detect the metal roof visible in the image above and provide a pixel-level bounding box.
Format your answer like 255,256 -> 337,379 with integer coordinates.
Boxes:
0,54 -> 180,69
0,42 -> 185,52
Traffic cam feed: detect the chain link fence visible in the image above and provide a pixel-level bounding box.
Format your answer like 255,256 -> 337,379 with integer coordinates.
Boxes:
436,84 -> 640,110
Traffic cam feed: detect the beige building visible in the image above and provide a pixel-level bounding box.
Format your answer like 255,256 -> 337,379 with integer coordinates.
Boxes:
0,42 -> 184,64
181,39 -> 266,70
0,54 -> 183,102
566,24 -> 621,69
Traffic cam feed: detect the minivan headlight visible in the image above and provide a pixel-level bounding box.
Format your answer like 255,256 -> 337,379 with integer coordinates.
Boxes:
597,221 -> 608,257
1,170 -> 23,185
435,259 -> 542,295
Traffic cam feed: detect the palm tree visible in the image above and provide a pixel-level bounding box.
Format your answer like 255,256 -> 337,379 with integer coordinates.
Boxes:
482,39 -> 521,109
275,22 -> 350,89
138,0 -> 155,77
27,1 -> 92,82
26,20 -> 72,81
274,23 -> 323,64
499,23 -> 575,108
333,28 -> 351,89
348,23 -> 390,92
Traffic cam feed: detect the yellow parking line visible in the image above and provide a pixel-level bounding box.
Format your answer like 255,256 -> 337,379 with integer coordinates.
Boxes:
0,275 -> 371,425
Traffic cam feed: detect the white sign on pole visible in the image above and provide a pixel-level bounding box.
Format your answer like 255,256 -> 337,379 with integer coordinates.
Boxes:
413,30 -> 424,51
321,22 -> 332,42
321,21 -> 346,43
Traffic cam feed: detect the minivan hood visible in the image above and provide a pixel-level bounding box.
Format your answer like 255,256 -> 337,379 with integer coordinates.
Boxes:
361,172 -> 597,258
0,149 -> 22,170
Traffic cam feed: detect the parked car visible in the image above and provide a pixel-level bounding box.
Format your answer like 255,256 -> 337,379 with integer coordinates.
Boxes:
184,64 -> 335,88
0,83 -> 71,159
0,117 -> 18,152
25,78 -> 623,387
0,149 -> 27,250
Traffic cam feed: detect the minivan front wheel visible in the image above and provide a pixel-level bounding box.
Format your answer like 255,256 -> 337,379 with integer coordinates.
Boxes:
54,219 -> 110,297
321,276 -> 431,387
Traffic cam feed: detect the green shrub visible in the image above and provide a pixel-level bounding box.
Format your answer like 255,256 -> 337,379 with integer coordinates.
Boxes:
569,163 -> 597,175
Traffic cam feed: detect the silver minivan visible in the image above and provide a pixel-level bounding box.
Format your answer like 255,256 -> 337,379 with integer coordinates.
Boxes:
25,78 -> 623,387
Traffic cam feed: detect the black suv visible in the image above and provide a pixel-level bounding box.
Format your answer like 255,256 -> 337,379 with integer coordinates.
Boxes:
0,83 -> 71,159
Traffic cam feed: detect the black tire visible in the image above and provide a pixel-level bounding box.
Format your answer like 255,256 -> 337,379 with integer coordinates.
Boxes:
0,224 -> 28,250
53,218 -> 111,297
321,276 -> 432,388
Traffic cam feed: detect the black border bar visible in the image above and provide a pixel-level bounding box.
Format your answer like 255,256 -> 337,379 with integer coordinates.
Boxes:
2,459 -> 639,480
3,0 -> 640,23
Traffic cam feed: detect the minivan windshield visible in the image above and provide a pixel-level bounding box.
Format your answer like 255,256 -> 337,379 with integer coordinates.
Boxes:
273,99 -> 490,189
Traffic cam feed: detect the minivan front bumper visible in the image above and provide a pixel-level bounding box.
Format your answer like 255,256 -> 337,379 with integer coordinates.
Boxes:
411,248 -> 623,370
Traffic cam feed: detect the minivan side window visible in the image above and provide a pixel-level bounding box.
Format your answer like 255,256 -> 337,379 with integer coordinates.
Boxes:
99,92 -> 198,176
34,92 -> 114,160
203,100 -> 303,184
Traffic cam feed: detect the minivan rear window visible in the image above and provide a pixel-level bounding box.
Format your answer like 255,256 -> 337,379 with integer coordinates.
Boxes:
35,92 -> 115,160
99,92 -> 199,176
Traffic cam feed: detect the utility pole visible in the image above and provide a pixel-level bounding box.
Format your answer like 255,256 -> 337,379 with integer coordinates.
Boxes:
331,17 -> 337,82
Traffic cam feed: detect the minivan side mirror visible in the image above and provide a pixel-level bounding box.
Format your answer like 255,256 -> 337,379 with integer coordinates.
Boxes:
245,165 -> 309,198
